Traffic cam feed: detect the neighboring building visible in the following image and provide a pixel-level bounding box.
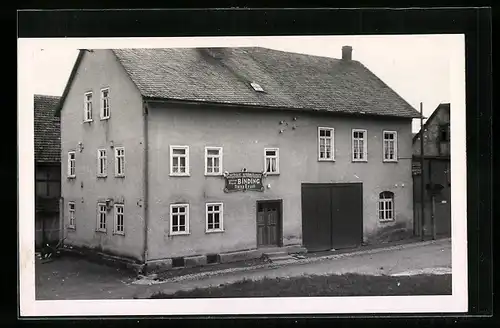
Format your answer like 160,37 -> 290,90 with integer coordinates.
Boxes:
56,46 -> 421,270
34,94 -> 62,248
412,103 -> 451,237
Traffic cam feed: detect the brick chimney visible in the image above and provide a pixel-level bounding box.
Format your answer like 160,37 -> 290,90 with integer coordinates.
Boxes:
342,45 -> 352,61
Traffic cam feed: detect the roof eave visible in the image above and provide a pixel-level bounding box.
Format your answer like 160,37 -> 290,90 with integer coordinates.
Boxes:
144,96 -> 418,119
54,50 -> 86,118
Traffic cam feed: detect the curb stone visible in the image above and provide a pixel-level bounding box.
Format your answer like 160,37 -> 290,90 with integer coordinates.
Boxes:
134,238 -> 451,286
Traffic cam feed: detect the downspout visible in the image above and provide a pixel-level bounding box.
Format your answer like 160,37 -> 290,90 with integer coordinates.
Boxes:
419,102 -> 425,241
142,100 -> 149,265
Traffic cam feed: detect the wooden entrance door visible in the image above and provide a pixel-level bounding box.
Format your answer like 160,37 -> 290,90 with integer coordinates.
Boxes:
301,183 -> 363,252
257,200 -> 282,247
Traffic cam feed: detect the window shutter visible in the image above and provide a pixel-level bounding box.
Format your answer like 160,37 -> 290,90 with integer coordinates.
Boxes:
363,131 -> 368,160
394,132 -> 398,160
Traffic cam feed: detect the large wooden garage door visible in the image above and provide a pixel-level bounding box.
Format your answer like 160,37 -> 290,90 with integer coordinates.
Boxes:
301,183 -> 363,252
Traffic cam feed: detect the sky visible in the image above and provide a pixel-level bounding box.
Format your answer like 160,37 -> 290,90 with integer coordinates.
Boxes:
29,35 -> 460,132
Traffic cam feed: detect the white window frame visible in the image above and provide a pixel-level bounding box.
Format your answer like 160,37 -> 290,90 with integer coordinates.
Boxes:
264,148 -> 280,175
169,204 -> 190,235
352,129 -> 368,162
67,151 -> 76,178
206,202 -> 224,233
97,149 -> 107,177
114,204 -> 125,235
84,91 -> 93,122
97,202 -> 107,232
68,202 -> 76,229
318,127 -> 335,161
170,145 -> 190,176
378,192 -> 395,222
114,147 -> 125,177
100,88 -> 110,120
205,146 -> 223,176
382,131 -> 398,162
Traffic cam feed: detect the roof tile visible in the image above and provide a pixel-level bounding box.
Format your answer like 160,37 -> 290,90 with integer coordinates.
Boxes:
34,95 -> 61,163
112,47 -> 420,118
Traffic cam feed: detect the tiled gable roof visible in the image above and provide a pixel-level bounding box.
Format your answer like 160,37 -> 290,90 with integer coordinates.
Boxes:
112,47 -> 420,118
34,95 -> 61,163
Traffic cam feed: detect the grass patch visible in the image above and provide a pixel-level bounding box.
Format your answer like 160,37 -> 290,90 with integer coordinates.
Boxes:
150,273 -> 452,298
153,258 -> 267,281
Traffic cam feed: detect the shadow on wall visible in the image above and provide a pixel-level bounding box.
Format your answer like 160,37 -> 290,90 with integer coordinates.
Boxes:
365,221 -> 414,245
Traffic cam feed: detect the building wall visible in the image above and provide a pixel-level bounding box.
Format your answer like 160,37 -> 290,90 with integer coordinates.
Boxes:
413,105 -> 450,157
146,103 -> 414,260
35,164 -> 61,249
413,158 -> 451,237
60,49 -> 146,261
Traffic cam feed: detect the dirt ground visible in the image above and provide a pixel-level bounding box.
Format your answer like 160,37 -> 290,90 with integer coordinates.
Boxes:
35,238 -> 452,300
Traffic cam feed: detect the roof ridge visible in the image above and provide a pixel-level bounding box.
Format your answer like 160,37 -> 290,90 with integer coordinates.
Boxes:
34,94 -> 61,98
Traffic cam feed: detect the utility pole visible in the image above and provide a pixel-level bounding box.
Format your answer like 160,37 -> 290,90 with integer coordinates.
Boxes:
420,102 -> 425,241
431,194 -> 436,240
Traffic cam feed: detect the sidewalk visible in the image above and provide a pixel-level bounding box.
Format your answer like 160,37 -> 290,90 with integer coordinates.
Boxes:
36,237 -> 451,300
133,238 -> 451,298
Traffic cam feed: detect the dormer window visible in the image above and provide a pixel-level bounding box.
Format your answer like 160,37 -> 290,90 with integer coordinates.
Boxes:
250,82 -> 264,92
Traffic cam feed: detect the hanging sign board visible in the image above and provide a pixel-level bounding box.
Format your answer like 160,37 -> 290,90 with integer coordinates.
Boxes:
412,162 -> 422,176
224,172 -> 264,192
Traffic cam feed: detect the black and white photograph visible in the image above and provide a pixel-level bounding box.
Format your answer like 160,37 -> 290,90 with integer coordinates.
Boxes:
19,33 -> 467,316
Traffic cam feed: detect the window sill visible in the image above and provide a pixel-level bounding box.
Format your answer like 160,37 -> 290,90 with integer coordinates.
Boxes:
379,219 -> 395,223
170,232 -> 190,236
318,158 -> 335,162
83,120 -> 93,124
265,172 -> 280,176
100,117 -> 110,121
383,160 -> 398,163
67,226 -> 76,231
205,173 -> 223,177
113,232 -> 125,236
352,160 -> 368,163
96,229 -> 107,233
205,229 -> 224,234
67,176 -> 76,180
115,175 -> 125,178
97,175 -> 107,179
170,174 -> 190,177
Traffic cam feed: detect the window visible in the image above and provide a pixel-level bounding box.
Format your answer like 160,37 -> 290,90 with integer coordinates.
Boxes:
68,202 -> 75,229
67,151 -> 76,178
97,149 -> 107,177
100,88 -> 110,119
84,92 -> 93,122
352,129 -> 368,162
439,123 -> 450,142
115,147 -> 125,177
264,148 -> 279,174
379,191 -> 395,222
170,146 -> 189,176
114,204 -> 124,235
36,167 -> 61,198
205,147 -> 223,175
97,203 -> 107,232
250,82 -> 264,92
383,131 -> 398,162
170,204 -> 189,235
206,203 -> 223,232
318,127 -> 335,161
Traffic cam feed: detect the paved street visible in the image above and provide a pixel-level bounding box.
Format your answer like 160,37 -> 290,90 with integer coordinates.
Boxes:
36,238 -> 451,300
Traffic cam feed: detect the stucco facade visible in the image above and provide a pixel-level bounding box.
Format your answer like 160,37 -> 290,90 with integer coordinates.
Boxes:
59,48 -> 417,266
60,50 -> 146,261
412,103 -> 451,237
146,102 -> 414,260
413,103 -> 450,157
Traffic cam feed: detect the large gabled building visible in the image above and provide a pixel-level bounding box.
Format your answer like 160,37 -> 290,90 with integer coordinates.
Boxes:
34,94 -> 62,248
57,46 -> 420,271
